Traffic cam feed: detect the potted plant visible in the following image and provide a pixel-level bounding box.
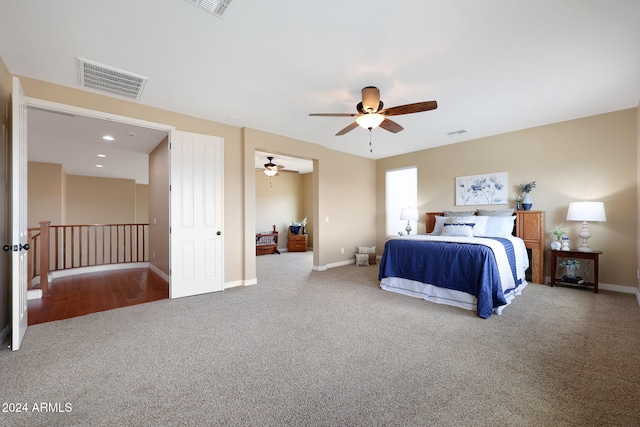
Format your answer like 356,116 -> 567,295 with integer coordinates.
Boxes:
549,224 -> 567,250
559,258 -> 580,278
514,195 -> 523,211
519,181 -> 536,210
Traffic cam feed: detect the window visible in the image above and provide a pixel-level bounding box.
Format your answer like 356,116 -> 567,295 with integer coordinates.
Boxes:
385,167 -> 417,236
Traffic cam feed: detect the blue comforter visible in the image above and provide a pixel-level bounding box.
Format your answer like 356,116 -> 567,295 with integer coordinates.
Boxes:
378,237 -> 518,318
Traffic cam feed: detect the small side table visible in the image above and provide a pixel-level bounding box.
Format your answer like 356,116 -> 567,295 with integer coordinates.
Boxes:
550,249 -> 602,293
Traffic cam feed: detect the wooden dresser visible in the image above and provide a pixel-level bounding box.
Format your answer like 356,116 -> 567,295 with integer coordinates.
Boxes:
515,210 -> 545,284
288,232 -> 308,252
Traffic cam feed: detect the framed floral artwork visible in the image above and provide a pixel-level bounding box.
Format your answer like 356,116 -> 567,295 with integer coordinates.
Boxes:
456,172 -> 508,206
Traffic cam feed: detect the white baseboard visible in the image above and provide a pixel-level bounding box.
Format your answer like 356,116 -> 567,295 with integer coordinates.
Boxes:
243,278 -> 257,286
597,282 -> 637,294
224,279 -> 246,288
27,289 -> 42,300
149,263 -> 169,282
326,259 -> 356,269
49,262 -> 150,280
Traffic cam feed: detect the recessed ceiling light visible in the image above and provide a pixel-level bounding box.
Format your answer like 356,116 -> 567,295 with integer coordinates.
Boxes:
102,135 -> 114,141
96,164 -> 104,168
97,154 -> 106,158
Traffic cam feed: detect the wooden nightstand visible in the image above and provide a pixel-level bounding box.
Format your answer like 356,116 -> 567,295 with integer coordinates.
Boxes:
288,232 -> 308,252
550,249 -> 602,293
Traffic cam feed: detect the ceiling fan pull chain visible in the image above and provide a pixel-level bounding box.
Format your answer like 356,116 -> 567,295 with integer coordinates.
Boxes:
369,129 -> 373,153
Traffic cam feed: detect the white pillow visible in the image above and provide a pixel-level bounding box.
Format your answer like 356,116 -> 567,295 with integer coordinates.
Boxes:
432,215 -> 481,235
441,223 -> 474,237
479,216 -> 516,237
431,216 -> 449,235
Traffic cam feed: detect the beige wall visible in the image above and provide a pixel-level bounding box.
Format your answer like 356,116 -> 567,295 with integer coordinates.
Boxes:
0,56 -> 10,332
29,161 -> 149,227
302,173 -> 314,248
135,184 -> 149,223
148,138 -> 169,275
27,161 -> 64,227
377,109 -> 638,289
66,175 -> 136,224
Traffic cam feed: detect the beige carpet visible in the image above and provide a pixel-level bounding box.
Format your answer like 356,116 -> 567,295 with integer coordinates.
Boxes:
1,251 -> 639,426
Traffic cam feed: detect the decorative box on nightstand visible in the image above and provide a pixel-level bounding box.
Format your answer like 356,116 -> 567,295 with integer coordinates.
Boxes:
288,232 -> 308,252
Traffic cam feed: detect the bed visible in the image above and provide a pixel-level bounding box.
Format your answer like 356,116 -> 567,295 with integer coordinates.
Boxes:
379,211 -> 531,318
256,225 -> 280,256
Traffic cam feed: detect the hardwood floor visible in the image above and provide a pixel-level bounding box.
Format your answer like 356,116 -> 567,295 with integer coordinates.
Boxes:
27,268 -> 169,325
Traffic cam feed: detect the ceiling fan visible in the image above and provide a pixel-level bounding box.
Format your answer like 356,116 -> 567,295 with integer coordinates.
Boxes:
263,156 -> 287,176
309,86 -> 437,136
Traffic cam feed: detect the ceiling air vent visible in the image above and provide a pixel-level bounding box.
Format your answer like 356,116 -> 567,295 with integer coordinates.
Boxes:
77,57 -> 148,100
184,0 -> 233,19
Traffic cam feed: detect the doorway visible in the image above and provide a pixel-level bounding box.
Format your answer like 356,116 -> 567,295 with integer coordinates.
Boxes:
25,98 -> 173,321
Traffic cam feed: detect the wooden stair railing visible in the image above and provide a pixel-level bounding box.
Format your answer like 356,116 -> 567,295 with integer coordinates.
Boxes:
29,222 -> 149,296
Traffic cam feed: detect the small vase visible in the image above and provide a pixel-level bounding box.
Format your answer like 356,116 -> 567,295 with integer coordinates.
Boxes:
516,201 -> 521,211
561,236 -> 570,251
565,265 -> 576,278
522,193 -> 532,211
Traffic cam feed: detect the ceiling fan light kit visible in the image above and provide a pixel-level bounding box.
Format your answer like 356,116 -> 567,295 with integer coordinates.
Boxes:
356,113 -> 385,130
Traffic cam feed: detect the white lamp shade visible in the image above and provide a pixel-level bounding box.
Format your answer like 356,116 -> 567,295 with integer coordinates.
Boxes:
400,207 -> 419,221
263,169 -> 278,177
356,113 -> 385,130
566,201 -> 607,222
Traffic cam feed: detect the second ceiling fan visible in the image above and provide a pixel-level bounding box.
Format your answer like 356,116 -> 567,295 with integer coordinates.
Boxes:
309,86 -> 437,136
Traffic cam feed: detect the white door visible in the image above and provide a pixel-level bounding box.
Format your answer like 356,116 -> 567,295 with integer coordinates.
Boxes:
170,130 -> 224,298
10,77 -> 29,351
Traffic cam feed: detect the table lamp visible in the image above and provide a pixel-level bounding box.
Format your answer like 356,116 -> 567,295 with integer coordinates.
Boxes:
400,207 -> 419,235
566,201 -> 606,252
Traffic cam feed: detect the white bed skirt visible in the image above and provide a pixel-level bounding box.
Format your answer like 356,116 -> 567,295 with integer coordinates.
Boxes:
380,277 -> 528,316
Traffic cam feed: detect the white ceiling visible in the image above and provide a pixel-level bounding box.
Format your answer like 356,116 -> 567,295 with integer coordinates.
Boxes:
27,107 -> 168,184
2,0 -> 639,182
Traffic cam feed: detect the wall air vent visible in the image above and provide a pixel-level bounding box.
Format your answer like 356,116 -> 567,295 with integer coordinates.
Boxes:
77,57 -> 148,100
184,0 -> 233,19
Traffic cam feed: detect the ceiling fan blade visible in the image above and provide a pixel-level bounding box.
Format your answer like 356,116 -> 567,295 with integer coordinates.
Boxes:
379,118 -> 404,133
309,113 -> 358,117
381,101 -> 438,116
336,122 -> 359,136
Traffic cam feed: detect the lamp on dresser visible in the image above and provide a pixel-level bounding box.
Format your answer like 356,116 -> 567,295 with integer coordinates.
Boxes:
566,201 -> 606,252
400,207 -> 419,235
